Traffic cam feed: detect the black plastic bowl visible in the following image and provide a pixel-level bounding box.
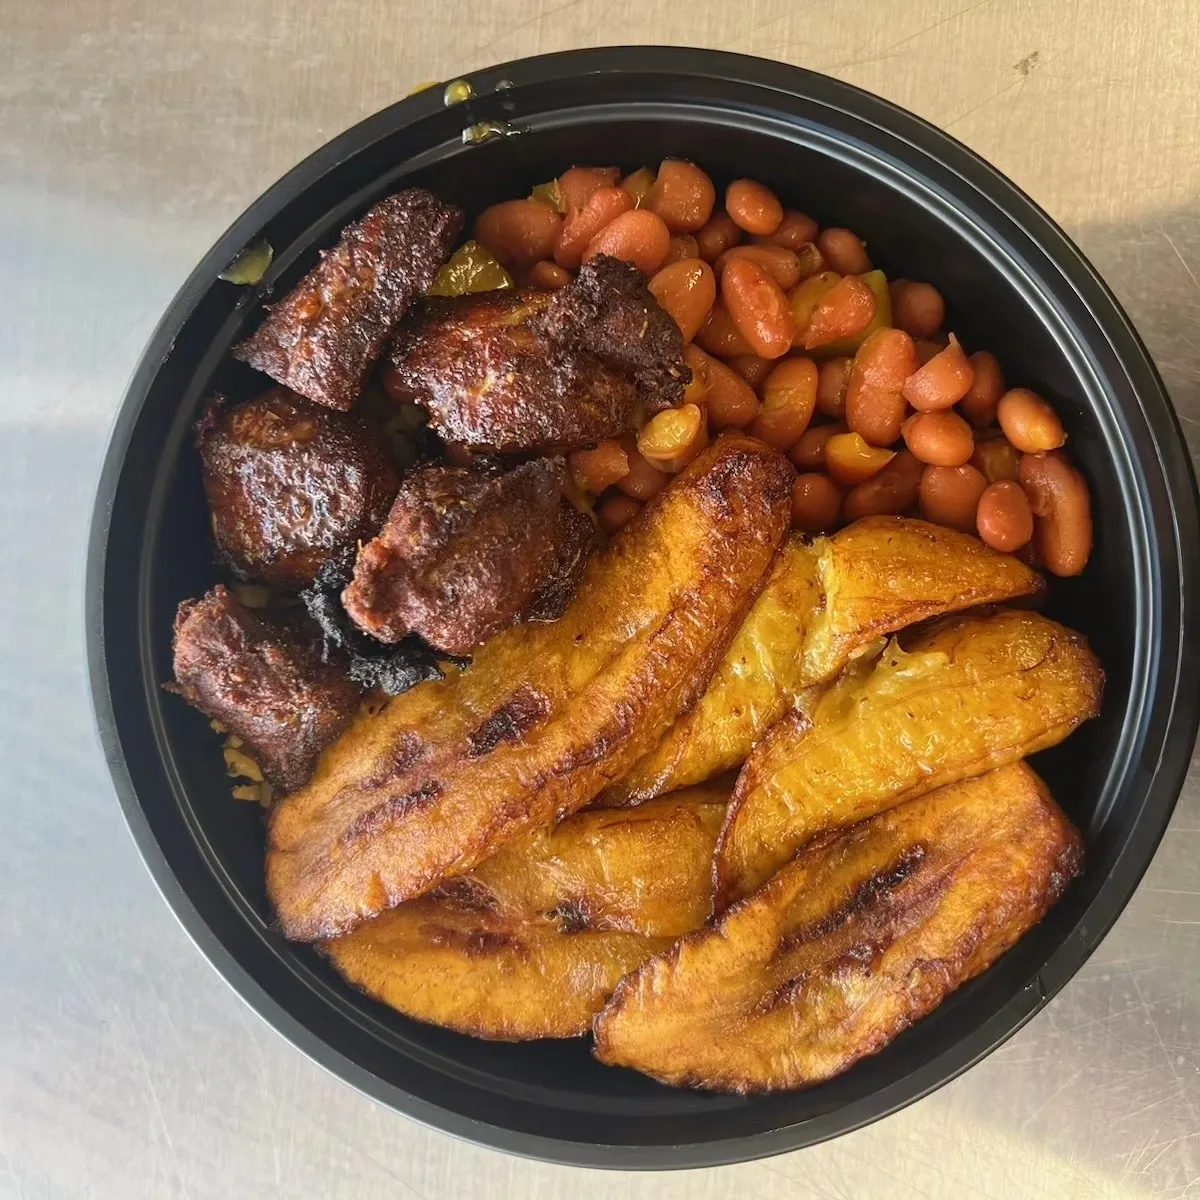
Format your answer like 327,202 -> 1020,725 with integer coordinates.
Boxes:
87,47 -> 1200,1168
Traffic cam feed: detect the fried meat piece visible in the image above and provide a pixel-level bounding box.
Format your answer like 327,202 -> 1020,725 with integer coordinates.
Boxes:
197,389 -> 399,591
168,586 -> 363,791
341,458 -> 595,655
532,254 -> 689,410
594,763 -> 1083,1092
383,255 -> 687,454
233,188 -> 463,410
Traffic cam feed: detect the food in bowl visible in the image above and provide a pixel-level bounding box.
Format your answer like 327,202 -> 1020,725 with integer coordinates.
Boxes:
166,160 -> 1104,1093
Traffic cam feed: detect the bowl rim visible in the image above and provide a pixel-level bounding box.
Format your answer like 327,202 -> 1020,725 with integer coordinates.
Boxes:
86,45 -> 1200,1169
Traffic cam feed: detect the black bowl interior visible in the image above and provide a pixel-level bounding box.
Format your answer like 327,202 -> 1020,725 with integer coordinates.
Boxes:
89,48 -> 1200,1168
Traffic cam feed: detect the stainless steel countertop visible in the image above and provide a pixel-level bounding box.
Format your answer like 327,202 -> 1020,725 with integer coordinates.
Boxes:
3,2 -> 1199,1197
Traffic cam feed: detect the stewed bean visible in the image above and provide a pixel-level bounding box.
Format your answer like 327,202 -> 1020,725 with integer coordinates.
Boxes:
647,160 -> 717,233
648,259 -> 717,343
903,410 -> 975,466
842,451 -> 924,520
1018,452 -> 1092,575
748,357 -> 818,449
998,388 -> 1066,453
902,333 -> 974,411
695,210 -> 742,262
725,179 -> 784,236
721,258 -> 795,358
583,209 -> 671,274
918,464 -> 988,532
475,198 -> 563,267
889,280 -> 945,339
816,227 -> 871,275
976,481 -> 1034,552
791,473 -> 842,531
960,351 -> 1005,428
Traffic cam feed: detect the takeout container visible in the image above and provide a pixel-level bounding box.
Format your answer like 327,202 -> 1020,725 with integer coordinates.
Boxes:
86,47 -> 1200,1167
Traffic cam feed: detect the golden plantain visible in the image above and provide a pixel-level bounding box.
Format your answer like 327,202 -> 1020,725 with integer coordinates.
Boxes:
713,607 -> 1102,910
322,783 -> 729,1039
594,763 -> 1083,1091
605,518 -> 1043,804
267,435 -> 791,941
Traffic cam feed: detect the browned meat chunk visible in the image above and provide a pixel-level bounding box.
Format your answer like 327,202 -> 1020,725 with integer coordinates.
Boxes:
341,458 -> 595,655
532,255 -> 689,409
233,189 -> 463,411
198,389 -> 399,591
383,255 -> 687,454
168,586 -> 363,791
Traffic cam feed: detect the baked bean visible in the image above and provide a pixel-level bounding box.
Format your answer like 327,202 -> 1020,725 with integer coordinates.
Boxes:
976,480 -> 1034,552
584,209 -> 672,275
568,439 -> 630,494
792,242 -> 827,281
1018,451 -> 1092,576
648,259 -> 717,343
528,260 -> 572,289
918,464 -> 988,532
475,198 -> 563,267
844,328 -> 918,447
889,280 -> 946,339
648,160 -> 717,233
636,403 -> 709,473
855,327 -> 919,390
715,244 -> 805,291
621,167 -> 656,208
788,271 -> 842,339
726,354 -> 775,389
997,388 -> 1067,453
825,432 -> 896,486
598,493 -> 643,534
970,436 -> 1021,483
845,384 -> 906,448
725,179 -> 784,236
802,275 -> 878,350
695,210 -> 742,261
558,166 -> 620,212
721,257 -> 796,358
663,234 -> 700,265
914,337 -> 947,366
816,227 -> 871,275
695,302 -> 754,357
817,356 -> 853,419
902,334 -> 975,411
754,209 -> 819,251
687,346 -> 762,428
616,433 -> 670,501
842,451 -> 924,520
791,473 -> 842,531
960,351 -> 1005,428
902,410 -> 975,466
789,422 -> 847,470
748,357 -> 818,449
554,185 -> 634,269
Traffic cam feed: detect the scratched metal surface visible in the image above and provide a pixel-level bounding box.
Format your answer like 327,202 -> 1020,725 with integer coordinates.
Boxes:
2,1 -> 1199,1197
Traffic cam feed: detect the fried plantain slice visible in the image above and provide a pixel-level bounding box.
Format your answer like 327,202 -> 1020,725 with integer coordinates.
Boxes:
604,518 -> 1043,805
451,780 -> 730,938
267,435 -> 792,941
321,783 -> 729,1039
594,763 -> 1083,1091
324,903 -> 670,1041
713,607 -> 1102,910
